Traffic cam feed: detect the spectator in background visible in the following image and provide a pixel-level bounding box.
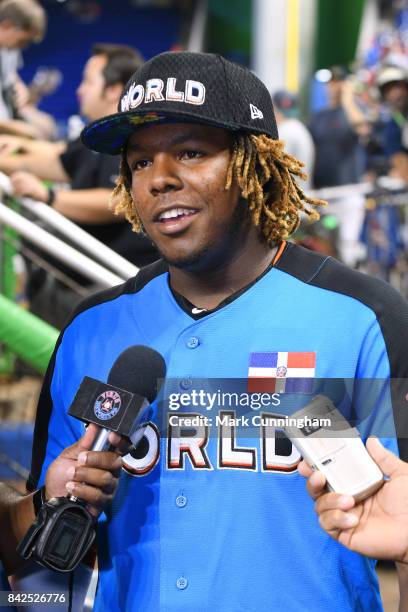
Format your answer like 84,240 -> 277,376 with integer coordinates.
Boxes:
272,90 -> 315,188
0,0 -> 48,138
376,65 -> 408,182
0,43 -> 158,266
309,66 -> 370,189
309,67 -> 372,266
7,71 -> 60,140
0,43 -> 158,327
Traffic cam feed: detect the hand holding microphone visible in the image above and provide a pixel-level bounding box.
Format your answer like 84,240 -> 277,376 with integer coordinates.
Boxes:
44,423 -> 125,518
18,345 -> 166,572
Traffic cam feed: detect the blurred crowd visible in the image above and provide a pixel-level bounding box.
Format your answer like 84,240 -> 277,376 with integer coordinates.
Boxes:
273,61 -> 408,277
2,0 -> 408,329
274,62 -> 408,190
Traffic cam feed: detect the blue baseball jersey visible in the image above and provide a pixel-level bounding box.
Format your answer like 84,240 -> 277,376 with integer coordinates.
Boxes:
29,242 -> 408,611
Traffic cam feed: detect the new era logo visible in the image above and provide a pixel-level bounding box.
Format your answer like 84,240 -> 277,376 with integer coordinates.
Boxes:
250,103 -> 263,120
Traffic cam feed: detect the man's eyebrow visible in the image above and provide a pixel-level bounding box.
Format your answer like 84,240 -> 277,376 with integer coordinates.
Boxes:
126,129 -> 210,153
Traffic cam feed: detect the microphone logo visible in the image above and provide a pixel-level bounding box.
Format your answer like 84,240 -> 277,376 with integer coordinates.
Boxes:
94,390 -> 122,420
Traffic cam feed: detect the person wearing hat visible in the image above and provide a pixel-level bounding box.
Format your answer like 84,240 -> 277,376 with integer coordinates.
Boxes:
27,51 -> 408,610
376,65 -> 408,181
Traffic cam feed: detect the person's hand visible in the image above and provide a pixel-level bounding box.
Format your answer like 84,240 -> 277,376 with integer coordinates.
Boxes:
45,424 -> 131,517
298,437 -> 408,563
10,171 -> 49,202
340,77 -> 354,101
0,134 -> 28,156
13,76 -> 31,111
390,152 -> 408,183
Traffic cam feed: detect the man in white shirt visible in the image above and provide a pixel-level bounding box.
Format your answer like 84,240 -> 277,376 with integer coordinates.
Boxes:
272,90 -> 315,188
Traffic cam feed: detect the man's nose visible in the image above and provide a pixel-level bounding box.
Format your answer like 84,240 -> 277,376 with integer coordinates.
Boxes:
150,154 -> 182,196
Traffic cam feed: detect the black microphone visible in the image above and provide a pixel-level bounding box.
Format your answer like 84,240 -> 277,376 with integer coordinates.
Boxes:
17,345 -> 166,572
108,344 -> 166,400
68,344 -> 166,451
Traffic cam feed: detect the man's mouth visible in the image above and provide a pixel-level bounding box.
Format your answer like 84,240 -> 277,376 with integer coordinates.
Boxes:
156,207 -> 199,223
153,206 -> 200,236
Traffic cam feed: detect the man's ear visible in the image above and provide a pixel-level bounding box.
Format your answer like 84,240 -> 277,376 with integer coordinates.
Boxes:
104,82 -> 123,105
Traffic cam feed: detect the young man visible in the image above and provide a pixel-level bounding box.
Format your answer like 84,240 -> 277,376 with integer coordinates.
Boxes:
28,51 -> 408,611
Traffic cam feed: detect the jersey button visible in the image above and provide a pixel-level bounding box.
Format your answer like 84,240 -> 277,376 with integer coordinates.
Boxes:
186,337 -> 200,349
180,378 -> 192,390
175,495 -> 187,508
176,577 -> 188,590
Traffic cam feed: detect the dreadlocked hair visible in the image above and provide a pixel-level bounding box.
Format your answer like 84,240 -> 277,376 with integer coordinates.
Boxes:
111,132 -> 326,244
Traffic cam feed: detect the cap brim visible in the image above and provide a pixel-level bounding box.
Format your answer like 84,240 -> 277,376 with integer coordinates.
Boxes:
81,109 -> 245,156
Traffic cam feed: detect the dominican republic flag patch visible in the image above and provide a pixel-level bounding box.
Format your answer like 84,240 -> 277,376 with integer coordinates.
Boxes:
248,352 -> 316,393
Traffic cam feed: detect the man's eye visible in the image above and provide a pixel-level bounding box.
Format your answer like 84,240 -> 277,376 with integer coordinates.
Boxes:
132,159 -> 150,171
180,150 -> 204,160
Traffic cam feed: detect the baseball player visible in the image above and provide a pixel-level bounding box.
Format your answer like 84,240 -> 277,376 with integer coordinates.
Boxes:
27,51 -> 408,610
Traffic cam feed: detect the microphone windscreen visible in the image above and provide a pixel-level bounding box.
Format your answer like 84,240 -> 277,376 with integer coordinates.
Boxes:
107,345 -> 166,403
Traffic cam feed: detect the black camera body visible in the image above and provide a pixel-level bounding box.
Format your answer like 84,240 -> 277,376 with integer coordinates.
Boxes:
17,497 -> 95,572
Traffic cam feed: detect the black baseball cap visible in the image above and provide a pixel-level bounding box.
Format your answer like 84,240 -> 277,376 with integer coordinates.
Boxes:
81,51 -> 279,155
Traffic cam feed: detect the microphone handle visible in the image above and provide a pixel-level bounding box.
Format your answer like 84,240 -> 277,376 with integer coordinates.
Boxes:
91,427 -> 111,452
69,427 -> 112,504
